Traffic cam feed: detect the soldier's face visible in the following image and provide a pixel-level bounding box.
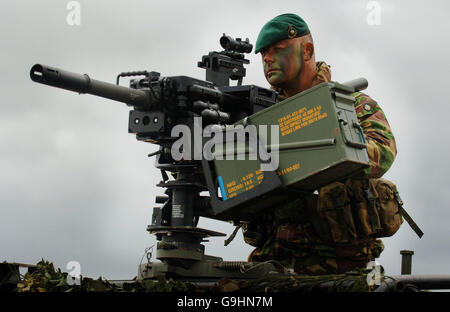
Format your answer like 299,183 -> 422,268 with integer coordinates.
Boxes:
261,38 -> 303,88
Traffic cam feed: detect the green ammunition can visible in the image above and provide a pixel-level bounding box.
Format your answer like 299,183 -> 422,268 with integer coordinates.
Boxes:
210,82 -> 370,217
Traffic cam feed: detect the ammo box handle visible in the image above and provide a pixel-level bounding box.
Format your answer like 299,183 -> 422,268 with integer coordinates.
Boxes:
339,120 -> 367,149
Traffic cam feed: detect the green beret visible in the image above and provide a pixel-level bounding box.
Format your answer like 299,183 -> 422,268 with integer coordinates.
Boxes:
255,13 -> 310,54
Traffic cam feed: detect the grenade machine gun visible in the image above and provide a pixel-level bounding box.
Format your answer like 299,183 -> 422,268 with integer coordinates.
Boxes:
30,34 -> 371,281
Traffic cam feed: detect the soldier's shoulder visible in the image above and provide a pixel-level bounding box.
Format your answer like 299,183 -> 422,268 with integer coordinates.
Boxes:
352,91 -> 377,105
352,91 -> 381,116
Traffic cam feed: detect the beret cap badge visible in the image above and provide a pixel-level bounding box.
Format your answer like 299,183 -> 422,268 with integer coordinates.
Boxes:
288,25 -> 297,38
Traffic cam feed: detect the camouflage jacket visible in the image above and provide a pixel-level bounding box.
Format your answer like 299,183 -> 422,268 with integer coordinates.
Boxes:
244,62 -> 396,275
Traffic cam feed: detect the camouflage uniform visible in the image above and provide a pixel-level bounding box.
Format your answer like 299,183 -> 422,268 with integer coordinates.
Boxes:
244,62 -> 396,275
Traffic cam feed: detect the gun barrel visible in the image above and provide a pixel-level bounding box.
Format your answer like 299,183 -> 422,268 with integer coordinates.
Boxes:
30,64 -> 150,107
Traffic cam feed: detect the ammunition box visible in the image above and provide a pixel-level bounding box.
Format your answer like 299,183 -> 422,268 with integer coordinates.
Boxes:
209,82 -> 370,219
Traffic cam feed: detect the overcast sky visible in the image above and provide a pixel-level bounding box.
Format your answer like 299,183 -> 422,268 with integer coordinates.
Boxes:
1,0 -> 450,280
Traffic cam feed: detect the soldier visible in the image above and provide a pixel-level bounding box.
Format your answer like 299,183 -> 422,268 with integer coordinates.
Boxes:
243,13 -> 399,275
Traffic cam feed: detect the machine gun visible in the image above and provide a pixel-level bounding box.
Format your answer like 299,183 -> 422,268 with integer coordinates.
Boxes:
30,34 -> 370,281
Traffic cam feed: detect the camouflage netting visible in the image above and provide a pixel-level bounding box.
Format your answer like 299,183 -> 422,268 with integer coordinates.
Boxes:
1,259 -> 380,292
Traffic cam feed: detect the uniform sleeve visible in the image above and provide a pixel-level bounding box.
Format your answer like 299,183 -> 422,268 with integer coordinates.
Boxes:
353,92 -> 397,178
